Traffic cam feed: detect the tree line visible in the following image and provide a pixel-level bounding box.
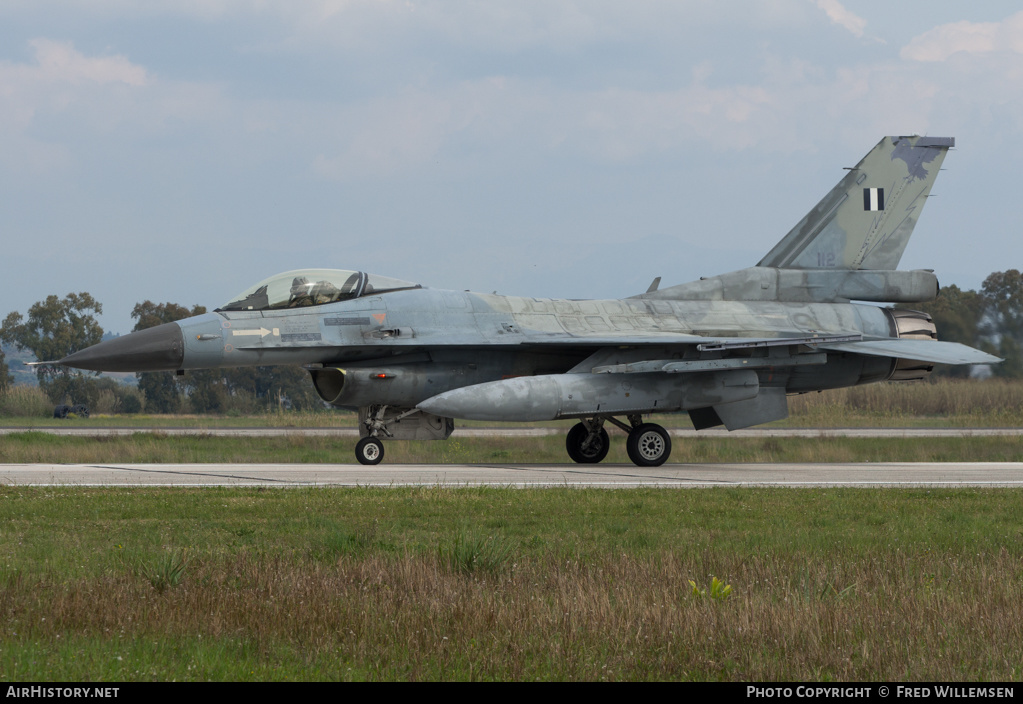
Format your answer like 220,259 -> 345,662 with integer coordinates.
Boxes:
1,273 -> 1022,413
913,270 -> 1023,378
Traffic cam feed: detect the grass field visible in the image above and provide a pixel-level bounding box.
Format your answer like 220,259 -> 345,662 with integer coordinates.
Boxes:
2,378 -> 1022,681
0,487 -> 1021,681
2,431 -> 1023,464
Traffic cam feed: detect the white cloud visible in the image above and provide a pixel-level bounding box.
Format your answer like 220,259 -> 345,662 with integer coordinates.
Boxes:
0,39 -> 229,177
0,40 -> 147,149
311,87 -> 454,179
814,0 -> 867,38
902,11 -> 1023,62
26,39 -> 148,86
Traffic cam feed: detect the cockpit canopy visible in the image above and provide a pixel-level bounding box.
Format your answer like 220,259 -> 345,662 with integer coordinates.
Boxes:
219,269 -> 421,311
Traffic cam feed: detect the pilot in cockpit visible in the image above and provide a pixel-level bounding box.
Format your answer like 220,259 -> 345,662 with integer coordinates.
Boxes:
288,277 -> 342,307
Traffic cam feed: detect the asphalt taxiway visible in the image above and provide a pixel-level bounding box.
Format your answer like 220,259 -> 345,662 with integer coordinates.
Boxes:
3,461 -> 1023,487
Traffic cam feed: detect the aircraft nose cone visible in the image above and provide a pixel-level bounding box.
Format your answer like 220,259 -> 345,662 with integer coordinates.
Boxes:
59,322 -> 185,372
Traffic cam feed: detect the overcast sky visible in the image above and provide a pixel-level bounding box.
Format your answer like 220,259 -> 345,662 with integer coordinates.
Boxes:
3,0 -> 1022,333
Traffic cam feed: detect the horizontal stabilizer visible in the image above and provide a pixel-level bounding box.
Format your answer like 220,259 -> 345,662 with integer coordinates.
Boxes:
819,339 -> 1000,365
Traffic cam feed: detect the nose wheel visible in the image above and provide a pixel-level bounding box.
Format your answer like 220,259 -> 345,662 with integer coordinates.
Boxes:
355,437 -> 384,465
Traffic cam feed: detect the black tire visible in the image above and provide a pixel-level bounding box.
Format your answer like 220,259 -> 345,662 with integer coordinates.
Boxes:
565,423 -> 610,464
355,437 -> 384,465
626,423 -> 671,467
53,405 -> 69,419
71,404 -> 89,418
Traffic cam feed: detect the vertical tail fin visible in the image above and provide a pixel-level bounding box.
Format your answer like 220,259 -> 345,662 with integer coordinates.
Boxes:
757,136 -> 953,271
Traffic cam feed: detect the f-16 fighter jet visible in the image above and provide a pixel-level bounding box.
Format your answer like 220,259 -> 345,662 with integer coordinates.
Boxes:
56,136 -> 999,466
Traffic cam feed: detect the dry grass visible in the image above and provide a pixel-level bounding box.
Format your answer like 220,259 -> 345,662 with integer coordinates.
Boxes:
787,379 -> 1023,426
3,378 -> 1023,429
2,550 -> 1021,680
1,487 -> 1022,680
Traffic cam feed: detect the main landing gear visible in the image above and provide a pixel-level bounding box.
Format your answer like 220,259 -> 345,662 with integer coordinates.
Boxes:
352,404 -> 671,467
565,420 -> 610,464
565,415 -> 672,467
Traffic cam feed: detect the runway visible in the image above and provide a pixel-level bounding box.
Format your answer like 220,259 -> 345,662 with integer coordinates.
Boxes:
4,461 -> 1023,487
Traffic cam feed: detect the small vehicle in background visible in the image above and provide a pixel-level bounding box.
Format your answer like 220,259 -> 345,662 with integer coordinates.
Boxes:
53,404 -> 89,418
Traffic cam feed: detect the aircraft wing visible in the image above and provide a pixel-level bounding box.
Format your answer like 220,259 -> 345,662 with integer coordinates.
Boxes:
817,339 -> 1001,365
524,330 -> 999,373
528,329 -> 998,365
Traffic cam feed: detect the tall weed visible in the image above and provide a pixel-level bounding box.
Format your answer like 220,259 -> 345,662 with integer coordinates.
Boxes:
0,386 -> 51,417
443,530 -> 517,575
134,549 -> 188,593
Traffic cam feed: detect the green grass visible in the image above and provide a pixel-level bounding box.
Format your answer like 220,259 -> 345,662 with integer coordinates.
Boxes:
0,487 -> 1022,680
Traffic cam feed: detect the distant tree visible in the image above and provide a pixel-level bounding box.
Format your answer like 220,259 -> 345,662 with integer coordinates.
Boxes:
183,369 -> 228,414
0,346 -> 11,393
223,365 -> 322,411
91,376 -> 144,415
981,270 -> 1023,339
914,284 -> 987,378
131,301 -> 207,413
988,336 -> 1023,379
980,270 -> 1023,377
1,293 -> 104,404
131,301 -> 206,332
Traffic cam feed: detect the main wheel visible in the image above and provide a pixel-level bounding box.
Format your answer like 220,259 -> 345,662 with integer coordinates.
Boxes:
626,423 -> 671,467
355,437 -> 384,465
565,422 -> 610,464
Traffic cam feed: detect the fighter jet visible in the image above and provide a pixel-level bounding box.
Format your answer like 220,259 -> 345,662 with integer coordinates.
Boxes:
57,136 -> 999,466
